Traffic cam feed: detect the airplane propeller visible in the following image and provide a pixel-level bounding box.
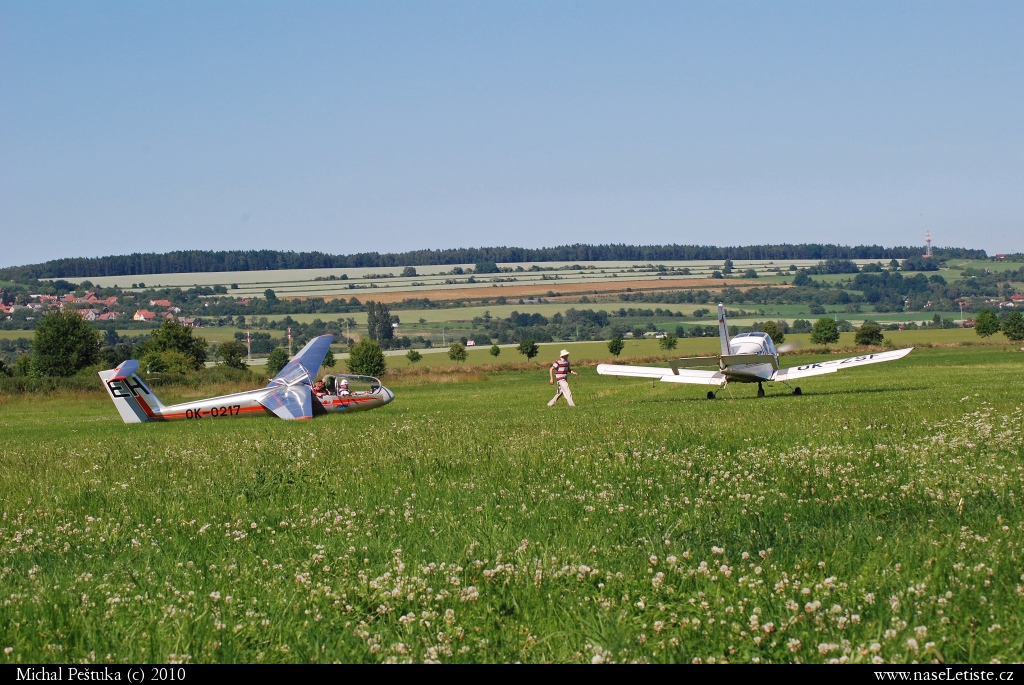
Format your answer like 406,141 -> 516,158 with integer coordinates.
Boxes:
777,340 -> 802,354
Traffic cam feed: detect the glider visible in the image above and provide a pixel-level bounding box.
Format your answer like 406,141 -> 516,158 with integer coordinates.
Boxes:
597,304 -> 912,399
99,334 -> 393,423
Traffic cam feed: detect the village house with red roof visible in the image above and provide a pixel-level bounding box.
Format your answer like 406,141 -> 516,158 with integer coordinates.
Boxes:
133,309 -> 156,321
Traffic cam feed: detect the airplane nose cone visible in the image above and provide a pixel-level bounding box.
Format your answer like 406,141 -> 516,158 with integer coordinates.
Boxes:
380,386 -> 394,404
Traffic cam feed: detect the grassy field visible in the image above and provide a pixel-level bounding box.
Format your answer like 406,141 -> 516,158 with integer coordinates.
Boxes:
1,344 -> 1023,664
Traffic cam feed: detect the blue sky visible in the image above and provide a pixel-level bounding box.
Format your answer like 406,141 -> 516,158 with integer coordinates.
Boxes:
1,1 -> 1022,267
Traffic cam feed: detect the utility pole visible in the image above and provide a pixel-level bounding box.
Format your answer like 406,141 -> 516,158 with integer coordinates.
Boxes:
288,326 -> 292,358
246,329 -> 251,363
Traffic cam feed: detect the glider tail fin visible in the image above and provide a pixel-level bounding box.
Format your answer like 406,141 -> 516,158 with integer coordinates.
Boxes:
717,303 -> 732,356
99,359 -> 164,423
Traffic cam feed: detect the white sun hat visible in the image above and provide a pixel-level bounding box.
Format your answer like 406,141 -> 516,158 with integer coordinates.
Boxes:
560,349 -> 570,357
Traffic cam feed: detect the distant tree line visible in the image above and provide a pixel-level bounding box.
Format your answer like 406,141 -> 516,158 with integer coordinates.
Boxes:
0,244 -> 988,280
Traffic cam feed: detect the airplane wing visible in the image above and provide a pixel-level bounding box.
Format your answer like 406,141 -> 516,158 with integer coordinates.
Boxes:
259,385 -> 314,420
267,334 -> 334,387
597,363 -> 725,386
258,334 -> 334,420
660,370 -> 727,385
772,347 -> 913,382
597,363 -> 674,379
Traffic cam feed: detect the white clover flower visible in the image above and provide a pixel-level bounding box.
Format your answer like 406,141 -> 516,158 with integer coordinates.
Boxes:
787,638 -> 802,652
209,591 -> 221,602
915,626 -> 928,638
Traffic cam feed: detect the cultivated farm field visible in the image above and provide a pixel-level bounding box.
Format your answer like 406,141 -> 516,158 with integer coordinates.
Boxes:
1,345 -> 1022,663
71,259 -> 874,300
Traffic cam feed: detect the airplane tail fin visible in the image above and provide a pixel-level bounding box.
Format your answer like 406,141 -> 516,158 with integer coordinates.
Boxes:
717,303 -> 732,356
98,359 -> 165,423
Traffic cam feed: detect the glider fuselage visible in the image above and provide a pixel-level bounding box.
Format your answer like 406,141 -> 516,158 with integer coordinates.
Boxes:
99,334 -> 394,423
99,375 -> 393,422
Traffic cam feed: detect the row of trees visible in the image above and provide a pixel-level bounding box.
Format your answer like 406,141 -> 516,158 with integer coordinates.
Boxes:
2,244 -> 988,280
8,304 -> 1021,382
0,311 -> 218,378
975,309 -> 1024,341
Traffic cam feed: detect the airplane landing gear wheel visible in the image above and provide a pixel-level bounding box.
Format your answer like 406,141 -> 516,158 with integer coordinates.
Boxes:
757,382 -> 765,398
793,387 -> 802,396
707,391 -> 716,400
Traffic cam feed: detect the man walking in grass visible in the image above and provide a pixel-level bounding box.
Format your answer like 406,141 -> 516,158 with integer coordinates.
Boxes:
548,349 -> 578,407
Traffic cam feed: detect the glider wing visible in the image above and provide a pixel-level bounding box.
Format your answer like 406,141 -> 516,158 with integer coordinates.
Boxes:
260,334 -> 334,420
267,334 -> 334,388
258,385 -> 314,421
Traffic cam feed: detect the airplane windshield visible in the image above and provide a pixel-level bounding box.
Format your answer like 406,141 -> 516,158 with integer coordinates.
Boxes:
731,331 -> 775,355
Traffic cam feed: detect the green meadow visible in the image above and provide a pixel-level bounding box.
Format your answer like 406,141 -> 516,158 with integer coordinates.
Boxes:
1,344 -> 1023,663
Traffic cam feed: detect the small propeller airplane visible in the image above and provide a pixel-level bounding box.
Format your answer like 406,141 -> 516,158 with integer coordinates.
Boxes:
99,334 -> 394,423
597,304 -> 913,399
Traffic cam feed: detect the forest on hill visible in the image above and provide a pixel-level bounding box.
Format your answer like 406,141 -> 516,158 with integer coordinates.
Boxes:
0,244 -> 987,280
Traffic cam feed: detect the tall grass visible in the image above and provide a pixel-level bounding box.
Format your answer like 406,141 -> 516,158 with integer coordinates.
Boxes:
0,345 -> 1022,663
